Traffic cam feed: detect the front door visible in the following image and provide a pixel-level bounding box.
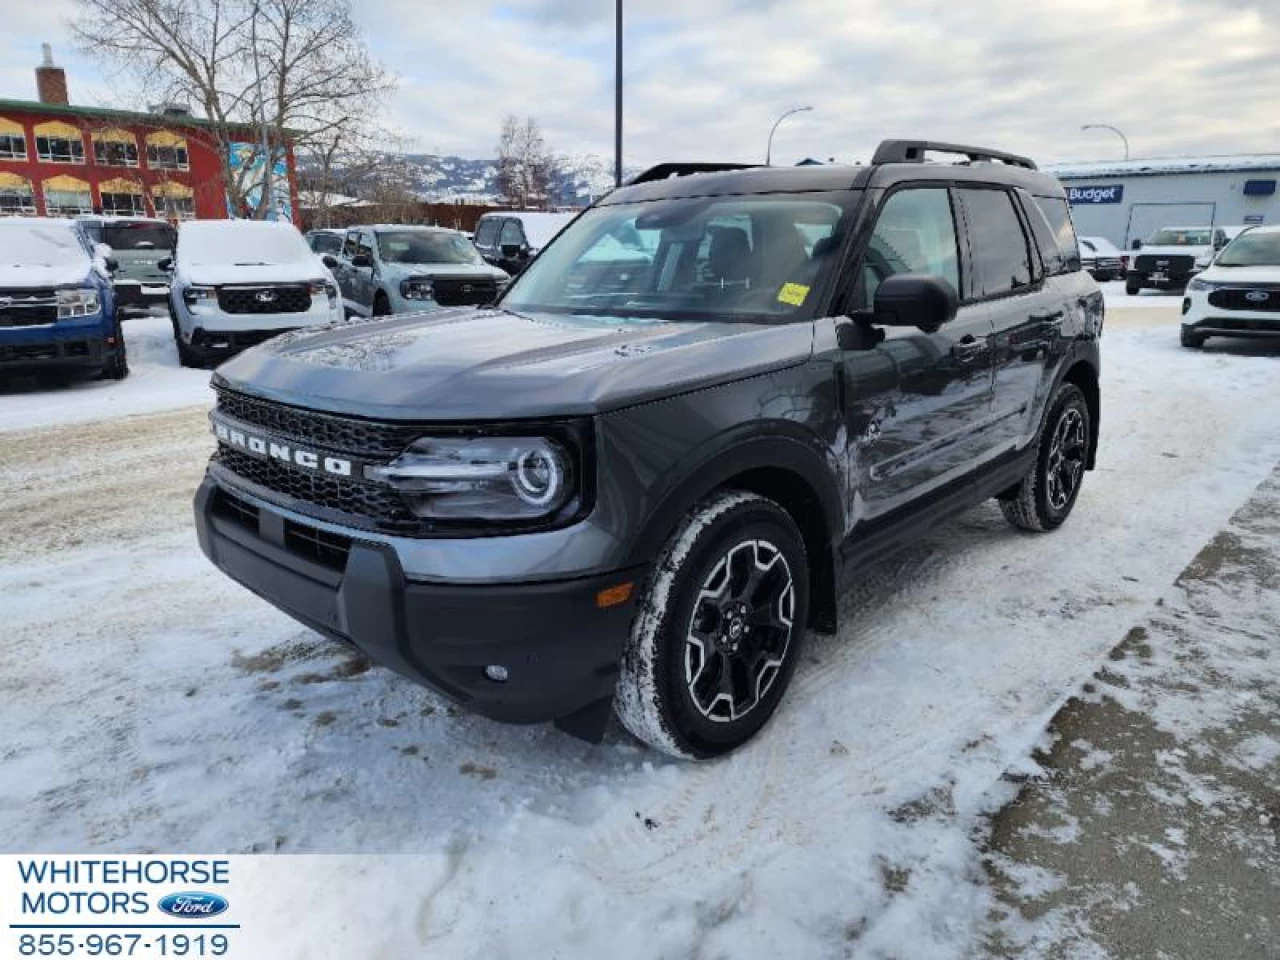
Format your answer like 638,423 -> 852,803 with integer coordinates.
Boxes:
839,185 -> 997,523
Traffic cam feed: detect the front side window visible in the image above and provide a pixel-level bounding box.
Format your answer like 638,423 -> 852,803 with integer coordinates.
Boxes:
376,231 -> 484,265
36,135 -> 85,164
356,233 -> 374,260
44,189 -> 94,216
499,220 -> 524,248
858,188 -> 960,306
147,144 -> 190,171
93,140 -> 139,168
958,188 -> 1033,298
503,192 -> 855,323
100,192 -> 146,216
341,231 -> 359,259
0,131 -> 27,161
1032,196 -> 1081,273
310,232 -> 343,254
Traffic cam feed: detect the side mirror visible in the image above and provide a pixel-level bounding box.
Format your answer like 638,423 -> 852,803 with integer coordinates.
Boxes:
351,253 -> 373,269
157,257 -> 174,272
322,254 -> 339,269
872,273 -> 958,333
94,242 -> 113,260
1131,239 -> 1143,250
1213,236 -> 1226,250
104,257 -> 119,273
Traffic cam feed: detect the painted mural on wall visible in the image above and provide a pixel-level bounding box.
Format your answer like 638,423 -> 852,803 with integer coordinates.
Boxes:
227,142 -> 292,222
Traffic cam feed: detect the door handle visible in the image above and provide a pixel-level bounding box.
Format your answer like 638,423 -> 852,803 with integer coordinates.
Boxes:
952,335 -> 988,363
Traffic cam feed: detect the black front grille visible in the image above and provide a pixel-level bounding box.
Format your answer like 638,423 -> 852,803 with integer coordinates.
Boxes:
212,488 -> 259,530
216,285 -> 313,315
1135,254 -> 1195,275
1207,287 -> 1280,312
212,447 -> 419,532
0,340 -> 91,364
214,387 -> 421,458
284,520 -> 352,570
0,288 -> 58,327
432,276 -> 499,307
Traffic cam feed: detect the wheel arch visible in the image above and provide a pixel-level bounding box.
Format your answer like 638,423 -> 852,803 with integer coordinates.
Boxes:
626,432 -> 843,636
1061,358 -> 1100,469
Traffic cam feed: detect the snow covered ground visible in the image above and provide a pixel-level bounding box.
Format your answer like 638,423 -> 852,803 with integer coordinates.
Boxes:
1,305 -> 1278,957
0,312 -> 212,434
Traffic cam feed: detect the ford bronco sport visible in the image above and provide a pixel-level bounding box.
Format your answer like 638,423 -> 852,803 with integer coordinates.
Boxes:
194,140 -> 1102,759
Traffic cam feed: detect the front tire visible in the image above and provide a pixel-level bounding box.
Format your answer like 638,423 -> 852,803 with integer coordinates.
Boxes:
169,306 -> 201,369
615,491 -> 809,759
1000,383 -> 1092,533
1125,280 -> 1141,296
1180,327 -> 1206,349
101,313 -> 129,380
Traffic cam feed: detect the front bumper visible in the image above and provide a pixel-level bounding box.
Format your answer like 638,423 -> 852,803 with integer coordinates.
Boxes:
1128,269 -> 1192,290
0,317 -> 112,371
114,281 -> 170,310
194,476 -> 642,736
1182,290 -> 1280,339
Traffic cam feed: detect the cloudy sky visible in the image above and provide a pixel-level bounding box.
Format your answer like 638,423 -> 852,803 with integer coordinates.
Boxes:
3,0 -> 1278,167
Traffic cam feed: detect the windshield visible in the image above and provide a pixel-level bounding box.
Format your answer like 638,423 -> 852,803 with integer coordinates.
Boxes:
180,224 -> 313,267
1149,228 -> 1212,246
310,232 -> 344,255
104,223 -> 175,252
1215,232 -> 1280,267
501,193 -> 855,323
376,230 -> 483,266
0,223 -> 87,269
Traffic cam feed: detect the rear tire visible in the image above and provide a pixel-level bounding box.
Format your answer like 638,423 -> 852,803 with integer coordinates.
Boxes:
615,490 -> 809,760
1180,327 -> 1206,349
170,307 -> 201,369
1000,383 -> 1091,533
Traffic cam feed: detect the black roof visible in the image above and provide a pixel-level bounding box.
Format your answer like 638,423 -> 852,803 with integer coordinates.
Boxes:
604,140 -> 1065,206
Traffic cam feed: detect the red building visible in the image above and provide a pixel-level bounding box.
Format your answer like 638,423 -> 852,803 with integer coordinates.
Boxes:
0,47 -> 297,222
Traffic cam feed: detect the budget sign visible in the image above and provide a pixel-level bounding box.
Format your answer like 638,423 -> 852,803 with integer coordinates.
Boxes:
1067,185 -> 1124,205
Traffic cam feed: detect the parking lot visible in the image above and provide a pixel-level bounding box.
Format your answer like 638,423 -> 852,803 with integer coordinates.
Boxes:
2,290 -> 1277,956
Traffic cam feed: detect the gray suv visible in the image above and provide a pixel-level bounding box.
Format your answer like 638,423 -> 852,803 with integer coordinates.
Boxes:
194,140 -> 1102,759
76,216 -> 175,313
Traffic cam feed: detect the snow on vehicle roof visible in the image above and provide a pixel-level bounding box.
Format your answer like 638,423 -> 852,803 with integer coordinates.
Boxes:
484,211 -> 575,248
178,219 -> 313,266
1049,154 -> 1280,180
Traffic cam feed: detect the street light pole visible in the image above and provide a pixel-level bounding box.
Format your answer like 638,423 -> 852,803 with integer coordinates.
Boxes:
766,106 -> 813,166
614,0 -> 623,187
1081,123 -> 1130,161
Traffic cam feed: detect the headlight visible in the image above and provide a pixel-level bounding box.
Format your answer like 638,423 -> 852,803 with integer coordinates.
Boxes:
183,285 -> 216,306
400,278 -> 435,301
366,436 -> 574,520
1187,278 -> 1219,292
309,279 -> 338,307
57,288 -> 100,318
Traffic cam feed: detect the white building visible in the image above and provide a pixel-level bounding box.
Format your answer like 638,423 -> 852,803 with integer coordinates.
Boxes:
1046,155 -> 1280,249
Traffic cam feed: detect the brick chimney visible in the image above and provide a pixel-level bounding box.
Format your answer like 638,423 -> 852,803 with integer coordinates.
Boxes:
36,43 -> 69,106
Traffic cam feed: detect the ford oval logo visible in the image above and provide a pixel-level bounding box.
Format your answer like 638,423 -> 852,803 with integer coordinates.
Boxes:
1246,290 -> 1270,302
157,892 -> 229,919
255,290 -> 278,303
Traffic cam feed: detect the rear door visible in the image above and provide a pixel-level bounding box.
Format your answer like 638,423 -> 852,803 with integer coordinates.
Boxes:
840,184 -> 997,521
957,186 -> 1064,454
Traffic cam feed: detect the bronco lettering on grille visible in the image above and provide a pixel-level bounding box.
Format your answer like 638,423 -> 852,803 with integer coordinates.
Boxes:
213,420 -> 353,477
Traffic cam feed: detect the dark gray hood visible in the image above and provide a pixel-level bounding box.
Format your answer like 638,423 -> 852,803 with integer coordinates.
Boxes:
213,307 -> 815,421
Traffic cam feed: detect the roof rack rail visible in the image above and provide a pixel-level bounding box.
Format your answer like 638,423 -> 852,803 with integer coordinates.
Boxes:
629,162 -> 761,185
871,140 -> 1038,170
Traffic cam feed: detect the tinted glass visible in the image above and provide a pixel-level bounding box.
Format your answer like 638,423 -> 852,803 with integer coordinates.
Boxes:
342,231 -> 359,258
503,193 -> 853,323
1032,197 -> 1081,273
860,188 -> 959,305
1215,232 -> 1280,267
310,232 -> 343,254
103,223 -> 175,251
474,219 -> 499,247
959,189 -> 1032,297
376,230 -> 483,265
499,220 -> 524,247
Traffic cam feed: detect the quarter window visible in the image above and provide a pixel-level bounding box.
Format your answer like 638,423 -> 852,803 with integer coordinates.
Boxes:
859,188 -> 960,306
36,135 -> 85,164
1032,196 -> 1081,273
957,189 -> 1033,297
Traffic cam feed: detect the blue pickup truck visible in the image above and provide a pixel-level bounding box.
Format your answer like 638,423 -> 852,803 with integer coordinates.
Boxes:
0,217 -> 127,382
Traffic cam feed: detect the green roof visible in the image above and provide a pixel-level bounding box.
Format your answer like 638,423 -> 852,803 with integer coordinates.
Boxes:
0,97 -> 292,138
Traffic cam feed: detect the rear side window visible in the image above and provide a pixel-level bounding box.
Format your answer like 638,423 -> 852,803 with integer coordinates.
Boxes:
474,218 -> 499,247
1032,197 -> 1081,273
356,232 -> 374,259
957,188 -> 1033,297
859,187 -> 960,306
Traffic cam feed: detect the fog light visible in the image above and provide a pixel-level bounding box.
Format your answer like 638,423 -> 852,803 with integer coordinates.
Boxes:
484,665 -> 509,683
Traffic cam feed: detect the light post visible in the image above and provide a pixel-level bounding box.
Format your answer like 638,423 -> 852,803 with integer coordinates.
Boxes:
1081,123 -> 1130,161
766,106 -> 813,166
614,0 -> 623,187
